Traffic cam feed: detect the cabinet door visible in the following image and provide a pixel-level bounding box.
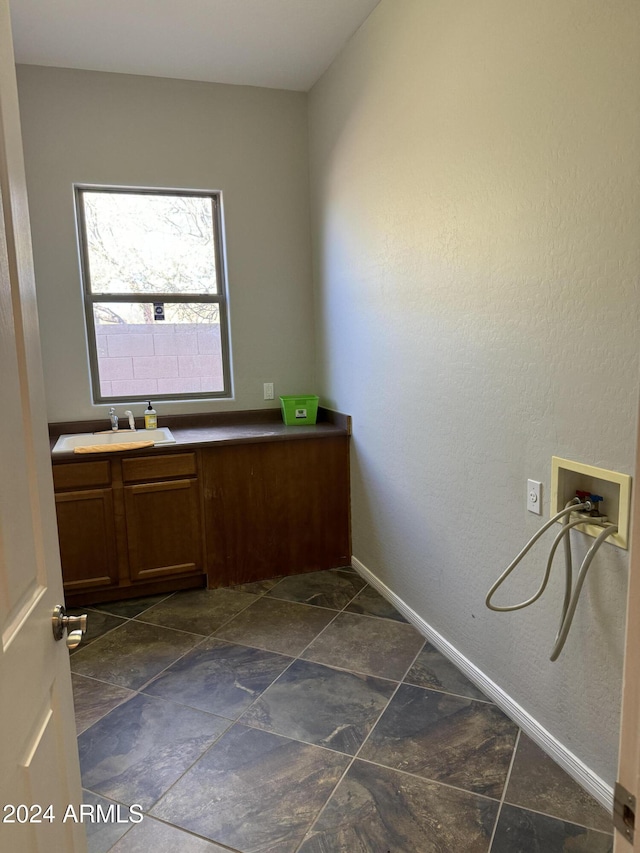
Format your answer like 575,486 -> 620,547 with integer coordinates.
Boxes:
202,436 -> 351,586
124,478 -> 203,582
55,488 -> 119,592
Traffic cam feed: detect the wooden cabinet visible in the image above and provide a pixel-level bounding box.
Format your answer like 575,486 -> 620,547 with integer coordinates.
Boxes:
53,460 -> 119,593
54,452 -> 205,605
55,487 -> 119,592
124,479 -> 202,582
53,432 -> 351,604
202,436 -> 351,587
122,452 -> 202,582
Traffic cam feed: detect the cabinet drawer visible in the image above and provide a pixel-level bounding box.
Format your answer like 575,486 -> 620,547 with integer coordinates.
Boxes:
52,460 -> 111,490
122,452 -> 197,483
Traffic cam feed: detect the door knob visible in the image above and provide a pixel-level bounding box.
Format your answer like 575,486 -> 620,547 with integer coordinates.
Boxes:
66,630 -> 84,650
52,604 -> 88,647
67,613 -> 87,632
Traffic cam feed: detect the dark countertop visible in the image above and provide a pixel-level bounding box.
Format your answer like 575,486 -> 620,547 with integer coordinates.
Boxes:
49,407 -> 350,461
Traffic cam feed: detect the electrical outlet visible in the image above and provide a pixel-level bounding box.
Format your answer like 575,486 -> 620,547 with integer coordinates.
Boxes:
527,479 -> 542,515
263,382 -> 274,400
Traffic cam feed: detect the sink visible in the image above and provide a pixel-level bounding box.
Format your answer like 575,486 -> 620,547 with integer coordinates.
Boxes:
52,427 -> 176,455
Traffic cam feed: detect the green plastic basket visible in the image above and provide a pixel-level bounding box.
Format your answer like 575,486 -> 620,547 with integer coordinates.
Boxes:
279,395 -> 319,425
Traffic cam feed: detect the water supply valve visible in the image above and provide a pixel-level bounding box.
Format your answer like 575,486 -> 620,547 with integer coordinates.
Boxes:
574,491 -> 607,522
552,456 -> 630,549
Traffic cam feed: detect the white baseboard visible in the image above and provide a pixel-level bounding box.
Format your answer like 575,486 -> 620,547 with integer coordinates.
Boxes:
351,556 -> 614,812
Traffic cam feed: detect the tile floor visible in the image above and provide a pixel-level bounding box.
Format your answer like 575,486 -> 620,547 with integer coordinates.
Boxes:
69,568 -> 615,853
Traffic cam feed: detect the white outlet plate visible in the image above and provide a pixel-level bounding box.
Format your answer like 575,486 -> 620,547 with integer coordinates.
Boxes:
527,479 -> 542,514
263,382 -> 274,400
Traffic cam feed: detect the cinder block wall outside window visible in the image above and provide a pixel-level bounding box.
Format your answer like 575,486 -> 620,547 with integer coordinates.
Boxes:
96,323 -> 223,397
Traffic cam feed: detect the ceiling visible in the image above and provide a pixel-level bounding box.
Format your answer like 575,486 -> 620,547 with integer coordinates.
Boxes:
9,0 -> 382,92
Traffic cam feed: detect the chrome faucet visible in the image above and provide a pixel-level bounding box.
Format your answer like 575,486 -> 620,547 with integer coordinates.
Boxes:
108,407 -> 118,431
124,410 -> 136,431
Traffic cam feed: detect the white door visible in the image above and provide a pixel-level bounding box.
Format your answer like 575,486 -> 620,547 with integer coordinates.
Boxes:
615,401 -> 640,851
0,1 -> 86,850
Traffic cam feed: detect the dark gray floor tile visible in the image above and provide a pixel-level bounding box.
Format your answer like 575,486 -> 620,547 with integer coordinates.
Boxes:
301,611 -> 424,680
299,759 -> 498,853
82,790 -> 138,853
240,658 -> 396,754
71,578 -> 603,853
72,673 -> 135,735
151,724 -> 349,853
137,587 -> 259,635
267,569 -> 366,610
232,577 -> 282,595
360,683 -> 518,798
490,804 -> 613,852
214,596 -> 337,655
70,619 -> 203,690
143,637 -> 292,718
68,608 -> 127,655
504,734 -> 613,832
404,642 -> 490,701
79,693 -> 229,810
90,594 -> 173,619
110,816 -> 230,852
344,585 -> 408,622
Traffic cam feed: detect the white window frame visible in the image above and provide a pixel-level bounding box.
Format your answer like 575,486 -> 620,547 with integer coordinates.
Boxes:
74,184 -> 232,403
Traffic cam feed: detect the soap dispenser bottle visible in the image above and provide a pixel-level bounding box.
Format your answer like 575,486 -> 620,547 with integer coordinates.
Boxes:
144,401 -> 157,430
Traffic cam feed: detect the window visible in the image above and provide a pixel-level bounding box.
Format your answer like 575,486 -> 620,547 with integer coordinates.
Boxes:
75,186 -> 231,403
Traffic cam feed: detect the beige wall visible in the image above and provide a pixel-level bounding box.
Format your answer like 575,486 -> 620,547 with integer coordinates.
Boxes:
309,0 -> 640,785
16,65 -> 315,422
16,1 -> 640,792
